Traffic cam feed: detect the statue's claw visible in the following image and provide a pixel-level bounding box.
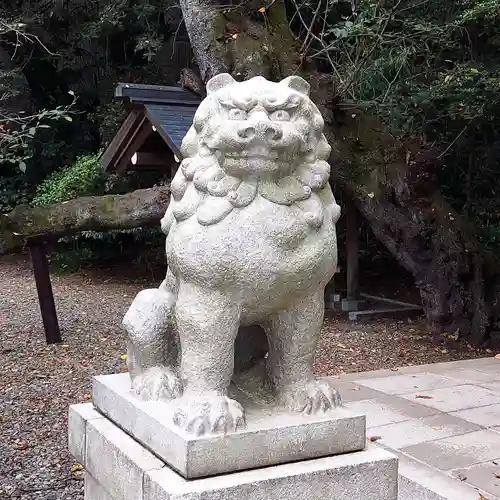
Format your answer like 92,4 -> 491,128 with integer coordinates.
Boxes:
131,366 -> 182,401
278,378 -> 342,414
172,395 -> 246,436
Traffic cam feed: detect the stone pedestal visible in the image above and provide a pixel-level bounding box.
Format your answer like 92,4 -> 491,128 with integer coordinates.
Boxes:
69,375 -> 399,500
92,373 -> 367,478
69,402 -> 398,500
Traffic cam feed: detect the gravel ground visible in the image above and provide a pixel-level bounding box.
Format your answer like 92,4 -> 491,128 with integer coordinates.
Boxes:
0,254 -> 494,499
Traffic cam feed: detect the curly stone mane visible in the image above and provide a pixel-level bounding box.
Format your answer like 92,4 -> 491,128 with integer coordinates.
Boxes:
161,74 -> 336,233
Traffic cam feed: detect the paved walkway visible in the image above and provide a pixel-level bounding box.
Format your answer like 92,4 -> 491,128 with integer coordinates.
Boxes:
336,356 -> 500,499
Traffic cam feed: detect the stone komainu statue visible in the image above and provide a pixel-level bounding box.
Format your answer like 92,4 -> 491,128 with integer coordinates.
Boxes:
123,73 -> 342,436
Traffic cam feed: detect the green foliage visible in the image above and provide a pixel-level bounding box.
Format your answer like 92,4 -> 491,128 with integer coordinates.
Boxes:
32,154 -> 105,206
294,0 -> 500,249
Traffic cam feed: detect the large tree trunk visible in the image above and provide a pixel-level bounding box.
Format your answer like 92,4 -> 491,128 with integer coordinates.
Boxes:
178,0 -> 500,345
0,187 -> 169,255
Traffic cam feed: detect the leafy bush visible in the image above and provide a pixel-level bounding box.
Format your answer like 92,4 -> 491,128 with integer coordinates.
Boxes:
32,154 -> 105,207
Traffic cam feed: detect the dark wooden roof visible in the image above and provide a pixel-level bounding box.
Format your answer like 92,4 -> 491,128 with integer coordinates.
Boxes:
101,83 -> 201,174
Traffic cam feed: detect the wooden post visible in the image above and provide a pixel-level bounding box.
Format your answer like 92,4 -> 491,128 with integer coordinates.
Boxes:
29,240 -> 62,344
345,197 -> 360,300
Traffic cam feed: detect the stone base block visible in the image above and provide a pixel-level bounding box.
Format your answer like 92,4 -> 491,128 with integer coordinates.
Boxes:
341,298 -> 366,312
69,403 -> 398,500
85,473 -> 114,500
92,373 -> 366,478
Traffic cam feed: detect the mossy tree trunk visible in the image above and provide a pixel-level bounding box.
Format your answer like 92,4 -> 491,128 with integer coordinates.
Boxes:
0,187 -> 170,255
179,0 -> 500,345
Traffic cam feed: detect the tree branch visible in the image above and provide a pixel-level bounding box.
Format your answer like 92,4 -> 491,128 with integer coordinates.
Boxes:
0,186 -> 170,255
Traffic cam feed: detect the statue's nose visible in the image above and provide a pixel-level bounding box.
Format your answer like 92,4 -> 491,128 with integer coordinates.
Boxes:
237,121 -> 282,141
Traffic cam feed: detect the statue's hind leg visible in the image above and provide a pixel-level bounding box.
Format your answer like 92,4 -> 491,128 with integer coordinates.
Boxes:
264,290 -> 342,413
122,267 -> 182,401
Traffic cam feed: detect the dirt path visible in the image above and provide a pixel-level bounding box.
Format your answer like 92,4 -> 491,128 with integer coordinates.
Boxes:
0,254 -> 492,499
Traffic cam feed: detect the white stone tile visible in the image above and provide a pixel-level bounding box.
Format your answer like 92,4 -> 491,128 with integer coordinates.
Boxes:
401,429 -> 500,471
347,396 -> 439,429
440,368 -> 500,384
144,444 -> 398,500
358,373 -> 460,395
480,382 -> 500,393
85,417 -> 164,500
331,379 -> 387,403
366,414 -> 481,449
394,449 -> 484,500
450,403 -> 500,427
452,461 -> 500,499
401,384 -> 500,412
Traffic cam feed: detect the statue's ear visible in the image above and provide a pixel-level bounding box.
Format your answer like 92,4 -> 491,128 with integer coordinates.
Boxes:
206,73 -> 236,94
280,75 -> 310,96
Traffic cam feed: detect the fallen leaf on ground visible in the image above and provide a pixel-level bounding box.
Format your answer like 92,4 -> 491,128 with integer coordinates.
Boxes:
415,395 -> 433,399
120,353 -> 127,360
456,473 -> 467,481
368,436 -> 381,442
14,439 -> 28,450
71,464 -> 84,472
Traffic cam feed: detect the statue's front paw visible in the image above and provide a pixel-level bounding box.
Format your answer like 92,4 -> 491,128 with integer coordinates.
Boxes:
172,395 -> 246,436
279,378 -> 342,414
131,366 -> 182,401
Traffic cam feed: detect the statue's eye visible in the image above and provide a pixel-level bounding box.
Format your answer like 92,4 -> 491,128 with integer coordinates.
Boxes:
228,108 -> 247,120
270,110 -> 290,121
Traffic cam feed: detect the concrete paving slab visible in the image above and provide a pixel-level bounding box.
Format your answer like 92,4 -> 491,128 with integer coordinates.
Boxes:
364,413 -> 481,449
480,382 -> 500,393
347,396 -> 440,429
339,358 -> 499,382
358,373 -> 460,395
450,403 -> 500,427
329,379 -> 387,403
401,429 -> 500,471
388,448 -> 488,500
440,368 -> 500,384
452,461 -> 500,499
401,384 -> 500,412
425,358 -> 500,374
